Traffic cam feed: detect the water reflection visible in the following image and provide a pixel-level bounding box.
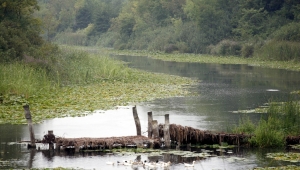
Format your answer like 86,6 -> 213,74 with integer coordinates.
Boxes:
112,55 -> 300,131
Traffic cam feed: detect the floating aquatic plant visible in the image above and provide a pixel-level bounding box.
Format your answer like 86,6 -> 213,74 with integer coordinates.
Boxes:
254,165 -> 300,170
266,152 -> 300,163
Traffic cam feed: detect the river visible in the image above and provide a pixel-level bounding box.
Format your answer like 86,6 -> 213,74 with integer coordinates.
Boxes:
1,55 -> 300,169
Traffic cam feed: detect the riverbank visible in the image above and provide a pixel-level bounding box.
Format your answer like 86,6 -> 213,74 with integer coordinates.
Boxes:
107,49 -> 300,72
0,47 -> 197,124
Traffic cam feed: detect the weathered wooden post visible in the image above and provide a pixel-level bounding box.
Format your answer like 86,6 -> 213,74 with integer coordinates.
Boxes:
187,143 -> 191,151
75,143 -> 80,152
28,146 -> 36,169
164,114 -> 171,148
132,105 -> 141,136
176,141 -> 181,150
152,120 -> 159,139
23,105 -> 36,148
47,130 -> 55,151
147,111 -> 153,138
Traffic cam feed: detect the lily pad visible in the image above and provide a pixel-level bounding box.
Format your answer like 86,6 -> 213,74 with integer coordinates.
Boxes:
266,152 -> 300,163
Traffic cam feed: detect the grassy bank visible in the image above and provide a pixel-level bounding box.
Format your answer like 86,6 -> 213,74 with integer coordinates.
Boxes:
0,47 -> 196,124
108,50 -> 300,72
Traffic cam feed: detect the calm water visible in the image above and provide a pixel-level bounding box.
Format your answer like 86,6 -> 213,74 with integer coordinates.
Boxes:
1,55 -> 300,169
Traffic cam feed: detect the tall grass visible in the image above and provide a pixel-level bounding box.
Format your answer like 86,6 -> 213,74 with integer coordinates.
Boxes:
267,101 -> 300,136
0,47 -> 137,98
0,63 -> 53,97
249,118 -> 285,148
52,48 -> 133,85
233,100 -> 300,148
232,116 -> 256,134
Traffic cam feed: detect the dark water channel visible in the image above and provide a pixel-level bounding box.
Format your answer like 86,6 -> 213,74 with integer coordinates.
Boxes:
1,55 -> 300,170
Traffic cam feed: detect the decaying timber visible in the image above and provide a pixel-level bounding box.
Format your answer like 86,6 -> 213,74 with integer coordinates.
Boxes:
286,135 -> 300,145
55,136 -> 161,151
158,124 -> 253,146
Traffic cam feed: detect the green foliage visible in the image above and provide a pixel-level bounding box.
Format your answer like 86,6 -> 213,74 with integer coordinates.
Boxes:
249,118 -> 285,148
234,100 -> 300,148
54,31 -> 88,46
271,22 -> 300,42
30,0 -> 300,61
73,3 -> 92,30
241,44 -> 254,58
35,0 -> 124,43
184,0 -> 240,45
232,116 -> 256,134
267,101 -> 300,136
0,0 -> 45,62
0,63 -> 52,97
234,8 -> 269,39
254,40 -> 300,61
208,40 -> 242,56
96,31 -> 119,48
0,47 -> 196,124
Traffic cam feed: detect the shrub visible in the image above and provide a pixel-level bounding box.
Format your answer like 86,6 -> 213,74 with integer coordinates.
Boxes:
232,116 -> 256,134
164,44 -> 178,53
254,40 -> 300,61
271,22 -> 300,42
241,44 -> 254,58
176,42 -> 190,53
249,118 -> 285,148
97,31 -> 119,48
208,40 -> 242,56
235,99 -> 300,147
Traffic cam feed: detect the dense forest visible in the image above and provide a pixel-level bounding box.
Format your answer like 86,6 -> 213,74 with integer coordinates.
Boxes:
40,0 -> 300,60
1,0 -> 300,62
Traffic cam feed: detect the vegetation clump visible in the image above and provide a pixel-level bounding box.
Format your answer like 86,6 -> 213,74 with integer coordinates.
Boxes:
233,100 -> 300,148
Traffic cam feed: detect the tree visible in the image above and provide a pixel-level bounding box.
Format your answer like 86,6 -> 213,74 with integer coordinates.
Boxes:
0,0 -> 43,62
184,0 -> 240,45
73,1 -> 92,30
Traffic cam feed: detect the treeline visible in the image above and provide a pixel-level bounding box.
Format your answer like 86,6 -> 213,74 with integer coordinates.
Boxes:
33,0 -> 300,61
35,0 -> 124,45
1,0 -> 300,62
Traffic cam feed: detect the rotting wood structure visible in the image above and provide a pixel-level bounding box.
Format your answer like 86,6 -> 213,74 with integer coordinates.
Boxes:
23,104 -> 300,152
158,124 -> 252,147
55,136 -> 161,152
